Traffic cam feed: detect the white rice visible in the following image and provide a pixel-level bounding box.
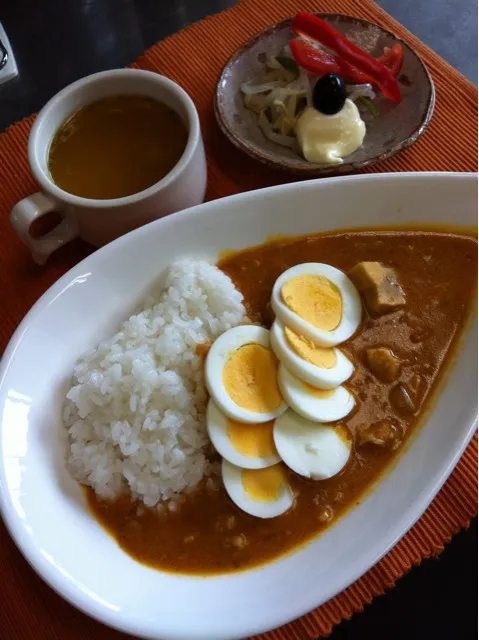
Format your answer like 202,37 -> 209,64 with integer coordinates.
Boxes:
64,260 -> 246,508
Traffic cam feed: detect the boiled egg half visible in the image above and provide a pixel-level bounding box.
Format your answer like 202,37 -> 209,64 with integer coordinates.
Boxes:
270,320 -> 354,389
205,325 -> 288,423
207,399 -> 280,469
222,459 -> 294,518
278,364 -> 355,423
274,409 -> 352,480
271,263 -> 362,347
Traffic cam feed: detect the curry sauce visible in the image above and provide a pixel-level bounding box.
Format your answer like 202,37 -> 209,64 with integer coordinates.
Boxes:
86,230 -> 477,574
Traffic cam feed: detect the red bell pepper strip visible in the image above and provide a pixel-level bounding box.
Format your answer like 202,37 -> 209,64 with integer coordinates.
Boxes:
292,12 -> 401,102
290,39 -> 372,84
290,39 -> 403,81
377,43 -> 404,76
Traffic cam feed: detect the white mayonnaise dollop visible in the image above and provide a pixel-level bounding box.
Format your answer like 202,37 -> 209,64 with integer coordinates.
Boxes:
296,100 -> 366,164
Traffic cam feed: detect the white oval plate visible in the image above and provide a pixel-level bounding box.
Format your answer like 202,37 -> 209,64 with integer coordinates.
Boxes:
0,173 -> 477,640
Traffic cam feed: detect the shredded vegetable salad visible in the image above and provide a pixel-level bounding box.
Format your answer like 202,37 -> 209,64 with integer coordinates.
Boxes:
241,13 -> 403,161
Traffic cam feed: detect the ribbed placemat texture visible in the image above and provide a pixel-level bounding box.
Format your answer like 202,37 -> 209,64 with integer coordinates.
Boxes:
0,0 -> 476,638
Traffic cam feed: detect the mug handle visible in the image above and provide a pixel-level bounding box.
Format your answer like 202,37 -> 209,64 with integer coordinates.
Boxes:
10,192 -> 79,265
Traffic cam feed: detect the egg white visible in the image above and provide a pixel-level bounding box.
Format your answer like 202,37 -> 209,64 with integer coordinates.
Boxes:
270,319 -> 354,389
221,459 -> 294,518
271,263 -> 362,347
205,325 -> 288,424
278,364 -> 355,423
273,409 -> 352,480
206,400 -> 280,469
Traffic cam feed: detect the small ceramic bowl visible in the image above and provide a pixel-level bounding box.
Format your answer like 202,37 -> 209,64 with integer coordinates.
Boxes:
214,14 -> 435,176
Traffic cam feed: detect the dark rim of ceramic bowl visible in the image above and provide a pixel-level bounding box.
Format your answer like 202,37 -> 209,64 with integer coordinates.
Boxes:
214,13 -> 436,176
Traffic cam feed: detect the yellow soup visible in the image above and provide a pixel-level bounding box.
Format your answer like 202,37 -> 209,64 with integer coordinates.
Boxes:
48,95 -> 188,199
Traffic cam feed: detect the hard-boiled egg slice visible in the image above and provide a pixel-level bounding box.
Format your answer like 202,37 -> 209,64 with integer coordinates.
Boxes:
222,459 -> 294,518
274,409 -> 352,480
206,400 -> 280,469
270,320 -> 354,389
205,325 -> 288,424
271,263 -> 362,347
278,364 -> 355,423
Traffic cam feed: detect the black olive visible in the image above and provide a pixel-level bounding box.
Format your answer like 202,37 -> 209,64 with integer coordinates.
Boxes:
312,73 -> 346,115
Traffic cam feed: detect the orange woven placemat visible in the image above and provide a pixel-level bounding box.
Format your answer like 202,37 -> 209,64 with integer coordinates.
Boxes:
0,0 -> 477,638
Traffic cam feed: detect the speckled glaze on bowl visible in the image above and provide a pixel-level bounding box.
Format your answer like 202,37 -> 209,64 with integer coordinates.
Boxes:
214,14 -> 435,176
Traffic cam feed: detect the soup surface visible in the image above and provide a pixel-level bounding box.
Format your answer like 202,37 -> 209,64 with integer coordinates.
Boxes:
87,229 -> 477,574
48,95 -> 187,199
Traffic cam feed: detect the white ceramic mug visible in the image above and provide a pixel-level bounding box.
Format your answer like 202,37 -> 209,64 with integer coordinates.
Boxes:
10,69 -> 207,264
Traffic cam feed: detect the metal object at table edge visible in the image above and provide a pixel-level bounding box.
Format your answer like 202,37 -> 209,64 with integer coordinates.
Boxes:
0,23 -> 18,85
0,38 -> 7,70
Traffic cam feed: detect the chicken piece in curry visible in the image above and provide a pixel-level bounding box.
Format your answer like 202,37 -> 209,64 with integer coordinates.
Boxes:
87,229 -> 477,575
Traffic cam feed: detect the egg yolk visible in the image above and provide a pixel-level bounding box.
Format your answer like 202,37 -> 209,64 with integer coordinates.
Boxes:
281,275 -> 342,331
302,382 -> 335,399
227,419 -> 277,458
241,465 -> 286,502
284,326 -> 337,369
223,343 -> 283,413
335,423 -> 352,445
